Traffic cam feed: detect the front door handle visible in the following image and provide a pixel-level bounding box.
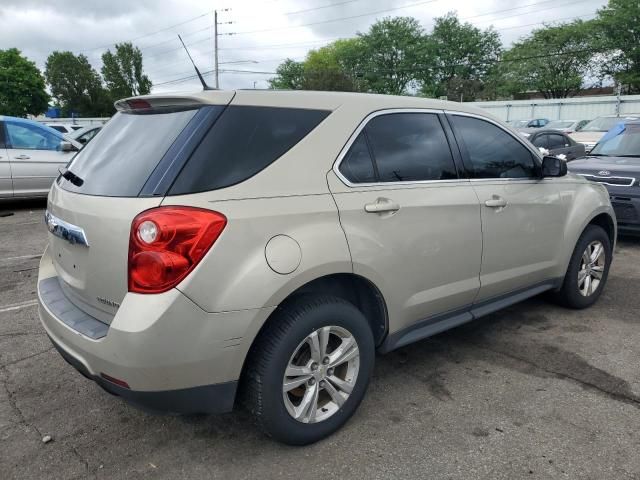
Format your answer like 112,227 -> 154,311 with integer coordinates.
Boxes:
14,155 -> 31,160
484,196 -> 508,208
364,198 -> 400,214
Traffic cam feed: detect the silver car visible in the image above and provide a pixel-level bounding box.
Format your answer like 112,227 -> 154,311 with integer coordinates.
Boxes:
38,91 -> 615,445
1,116 -> 81,198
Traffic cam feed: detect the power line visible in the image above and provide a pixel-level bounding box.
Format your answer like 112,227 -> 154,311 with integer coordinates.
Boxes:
219,40 -> 333,51
462,0 -> 578,21
232,0 -> 362,20
152,44 -> 611,88
225,0 -> 438,36
148,12 -> 597,84
492,13 -> 596,32
471,0 -> 592,25
138,26 -> 212,52
145,35 -> 212,60
80,12 -> 212,53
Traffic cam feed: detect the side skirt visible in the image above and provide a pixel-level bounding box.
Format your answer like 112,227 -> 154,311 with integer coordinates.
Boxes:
378,279 -> 561,354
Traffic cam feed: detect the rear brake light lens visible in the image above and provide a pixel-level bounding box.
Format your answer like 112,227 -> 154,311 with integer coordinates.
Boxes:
128,206 -> 226,294
127,99 -> 152,110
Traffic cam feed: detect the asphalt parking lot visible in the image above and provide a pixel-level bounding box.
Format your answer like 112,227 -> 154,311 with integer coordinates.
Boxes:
1,200 -> 639,480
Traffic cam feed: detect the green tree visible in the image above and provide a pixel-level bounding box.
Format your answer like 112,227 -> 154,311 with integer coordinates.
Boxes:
498,21 -> 598,99
358,17 -> 430,95
101,42 -> 152,99
0,48 -> 49,117
45,51 -> 111,116
595,0 -> 640,93
303,38 -> 367,91
420,13 -> 502,101
269,59 -> 305,89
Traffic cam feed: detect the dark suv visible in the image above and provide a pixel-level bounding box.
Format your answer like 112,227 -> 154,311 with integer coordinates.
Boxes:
569,121 -> 640,234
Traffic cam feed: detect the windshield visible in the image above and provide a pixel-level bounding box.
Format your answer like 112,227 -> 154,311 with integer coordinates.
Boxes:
60,108 -> 198,196
582,116 -> 639,132
511,120 -> 529,128
590,124 -> 640,157
546,120 -> 574,129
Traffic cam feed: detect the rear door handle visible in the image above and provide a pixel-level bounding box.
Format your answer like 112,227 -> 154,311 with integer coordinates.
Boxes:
484,196 -> 508,208
14,155 -> 31,160
364,198 -> 400,214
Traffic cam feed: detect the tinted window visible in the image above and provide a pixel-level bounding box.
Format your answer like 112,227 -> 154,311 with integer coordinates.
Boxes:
547,134 -> 567,149
364,113 -> 457,182
339,132 -> 376,183
451,115 -> 537,179
6,121 -> 62,151
61,108 -> 198,196
170,106 -> 330,195
49,125 -> 67,133
532,134 -> 548,148
78,128 -> 100,143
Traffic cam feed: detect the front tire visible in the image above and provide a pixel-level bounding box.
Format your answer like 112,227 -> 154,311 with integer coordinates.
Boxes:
241,295 -> 375,445
554,225 -> 612,309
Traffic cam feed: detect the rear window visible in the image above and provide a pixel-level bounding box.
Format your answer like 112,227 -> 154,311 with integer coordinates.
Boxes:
60,108 -> 198,196
168,106 -> 330,195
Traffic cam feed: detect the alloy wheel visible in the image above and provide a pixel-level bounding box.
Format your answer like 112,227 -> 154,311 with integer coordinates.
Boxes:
282,326 -> 360,424
578,240 -> 606,297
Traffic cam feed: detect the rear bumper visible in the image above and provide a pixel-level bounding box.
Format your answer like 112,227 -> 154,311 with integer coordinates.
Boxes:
49,334 -> 237,414
37,246 -> 275,414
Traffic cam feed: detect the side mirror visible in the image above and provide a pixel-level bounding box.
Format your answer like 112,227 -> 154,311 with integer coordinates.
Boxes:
60,141 -> 78,152
541,155 -> 567,177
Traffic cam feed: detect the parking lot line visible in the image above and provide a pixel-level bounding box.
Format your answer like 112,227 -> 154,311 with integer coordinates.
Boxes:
0,254 -> 42,264
0,299 -> 38,313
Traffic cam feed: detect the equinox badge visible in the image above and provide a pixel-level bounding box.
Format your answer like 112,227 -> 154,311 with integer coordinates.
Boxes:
44,211 -> 90,247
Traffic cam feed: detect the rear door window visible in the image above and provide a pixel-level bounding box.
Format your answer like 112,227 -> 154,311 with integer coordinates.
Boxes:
548,134 -> 567,149
451,115 -> 538,179
339,112 -> 458,184
532,134 -> 549,148
60,108 -> 199,197
365,113 -> 457,182
169,106 -> 330,195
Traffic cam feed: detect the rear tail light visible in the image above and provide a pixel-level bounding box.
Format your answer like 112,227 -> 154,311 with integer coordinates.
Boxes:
128,206 -> 226,294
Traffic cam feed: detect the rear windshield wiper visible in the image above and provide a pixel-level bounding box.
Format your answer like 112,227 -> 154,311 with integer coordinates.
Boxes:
59,168 -> 84,187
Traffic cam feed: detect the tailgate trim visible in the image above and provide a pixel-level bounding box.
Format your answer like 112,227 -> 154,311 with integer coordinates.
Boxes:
45,211 -> 90,247
39,277 -> 109,339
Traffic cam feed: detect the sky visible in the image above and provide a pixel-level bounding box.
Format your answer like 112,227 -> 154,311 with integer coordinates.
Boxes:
0,0 -> 608,94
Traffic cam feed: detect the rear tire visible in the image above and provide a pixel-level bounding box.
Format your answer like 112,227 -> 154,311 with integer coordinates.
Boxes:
554,225 -> 612,309
241,295 -> 374,445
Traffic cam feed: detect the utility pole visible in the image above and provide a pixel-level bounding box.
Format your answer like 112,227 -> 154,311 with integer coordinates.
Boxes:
214,9 -> 232,90
214,10 -> 219,89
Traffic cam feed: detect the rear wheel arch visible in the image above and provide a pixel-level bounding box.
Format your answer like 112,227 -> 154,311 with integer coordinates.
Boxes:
254,273 -> 388,349
238,273 -> 388,393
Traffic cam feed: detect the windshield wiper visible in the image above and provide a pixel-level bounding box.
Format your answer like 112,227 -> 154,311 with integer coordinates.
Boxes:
58,168 -> 84,187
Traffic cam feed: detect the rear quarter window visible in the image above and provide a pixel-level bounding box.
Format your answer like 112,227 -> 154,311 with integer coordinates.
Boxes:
168,106 -> 330,195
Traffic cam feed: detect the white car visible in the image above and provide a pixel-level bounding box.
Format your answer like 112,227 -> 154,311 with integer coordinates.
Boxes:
1,116 -> 82,198
68,125 -> 102,145
44,123 -> 84,135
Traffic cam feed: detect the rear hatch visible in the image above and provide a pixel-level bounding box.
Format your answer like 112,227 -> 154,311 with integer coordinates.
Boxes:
47,92 -> 234,323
